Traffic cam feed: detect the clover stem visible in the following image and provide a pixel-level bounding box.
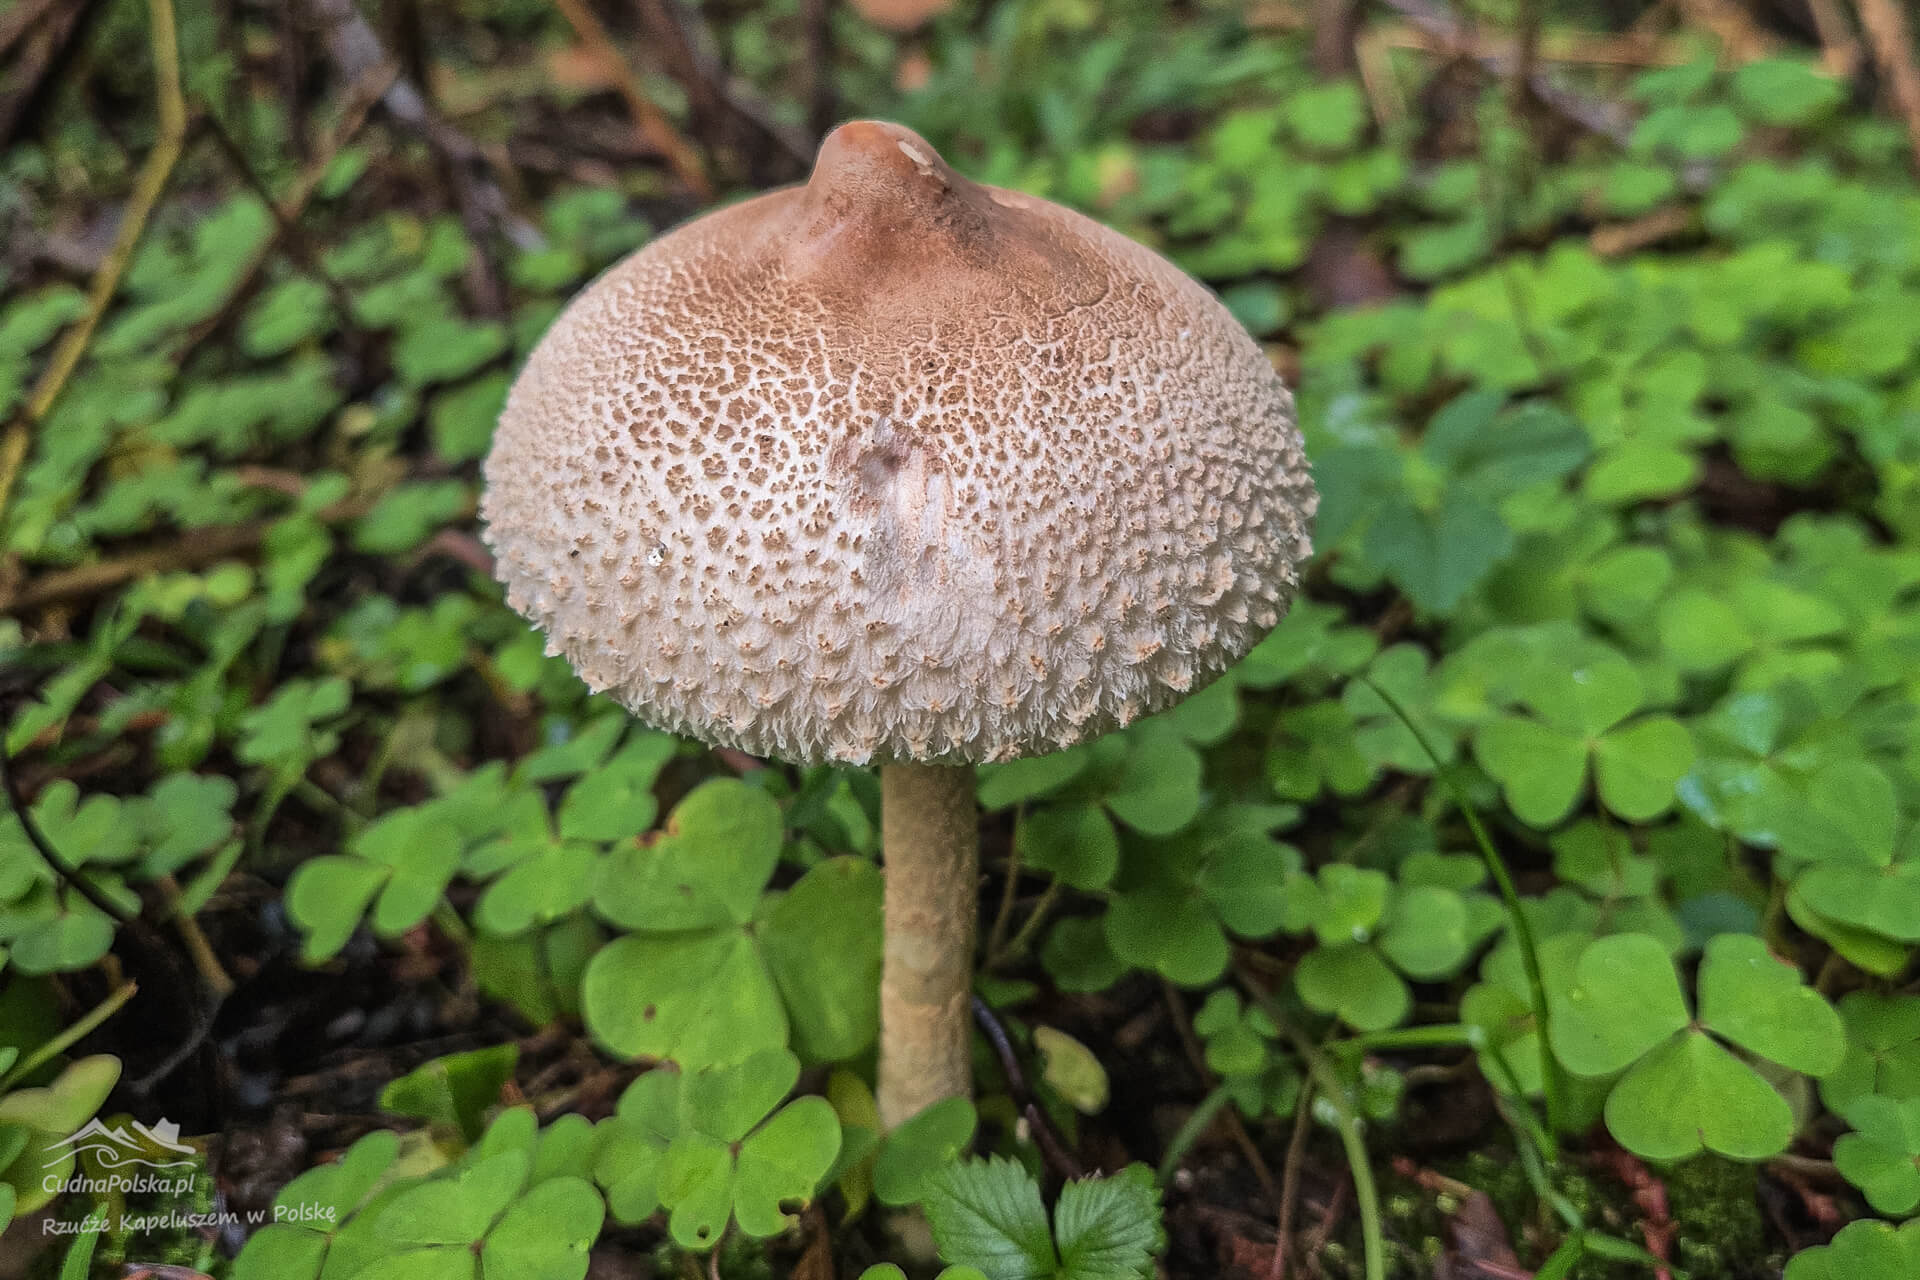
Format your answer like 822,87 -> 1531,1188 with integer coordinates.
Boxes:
877,762 -> 979,1129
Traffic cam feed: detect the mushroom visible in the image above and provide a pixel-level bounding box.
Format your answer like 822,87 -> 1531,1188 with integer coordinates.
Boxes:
481,121 -> 1315,1128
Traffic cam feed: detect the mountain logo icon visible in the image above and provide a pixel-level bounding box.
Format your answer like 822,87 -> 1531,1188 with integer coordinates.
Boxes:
43,1118 -> 197,1171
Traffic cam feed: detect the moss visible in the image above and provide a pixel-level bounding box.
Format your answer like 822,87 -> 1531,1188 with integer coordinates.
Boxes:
1663,1157 -> 1778,1278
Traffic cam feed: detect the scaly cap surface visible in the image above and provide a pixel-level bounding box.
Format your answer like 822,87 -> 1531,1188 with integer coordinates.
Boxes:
482,121 -> 1315,764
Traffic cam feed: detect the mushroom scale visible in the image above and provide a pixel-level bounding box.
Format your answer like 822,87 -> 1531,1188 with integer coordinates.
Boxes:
482,121 -> 1315,766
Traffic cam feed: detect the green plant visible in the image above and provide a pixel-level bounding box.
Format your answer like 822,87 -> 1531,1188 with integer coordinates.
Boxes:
907,1159 -> 1164,1280
8,0 -> 1920,1275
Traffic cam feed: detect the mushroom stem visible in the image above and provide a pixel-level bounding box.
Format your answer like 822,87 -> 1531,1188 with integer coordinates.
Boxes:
878,761 -> 979,1129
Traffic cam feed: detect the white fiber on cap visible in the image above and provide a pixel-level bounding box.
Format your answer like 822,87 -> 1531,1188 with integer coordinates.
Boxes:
482,121 -> 1315,765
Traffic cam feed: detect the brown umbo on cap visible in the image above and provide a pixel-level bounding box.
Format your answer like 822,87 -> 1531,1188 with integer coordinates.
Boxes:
482,121 -> 1315,766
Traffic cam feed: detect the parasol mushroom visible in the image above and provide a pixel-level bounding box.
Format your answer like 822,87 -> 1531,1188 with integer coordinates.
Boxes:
481,120 -> 1315,1128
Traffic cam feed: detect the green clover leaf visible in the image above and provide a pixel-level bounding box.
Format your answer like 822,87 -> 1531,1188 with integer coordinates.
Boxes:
1603,1030 -> 1793,1161
1547,933 -> 1689,1077
230,1130 -> 402,1280
1474,648 -> 1692,826
1546,933 -> 1841,1160
1784,1219 -> 1920,1280
1343,645 -> 1460,774
1697,934 -> 1845,1076
756,857 -> 883,1063
1017,805 -> 1120,891
593,778 -> 781,931
873,1096 -> 978,1207
583,927 -> 787,1068
1295,943 -> 1409,1033
584,782 -> 878,1068
286,803 -> 462,962
1103,809 -> 1301,984
1835,1095 -> 1920,1216
657,1055 -> 840,1250
379,1045 -> 519,1143
1823,993 -> 1920,1113
592,1070 -> 681,1224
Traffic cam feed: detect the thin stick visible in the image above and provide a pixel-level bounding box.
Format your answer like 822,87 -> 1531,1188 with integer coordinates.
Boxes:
0,0 -> 63,61
157,873 -> 234,998
1808,0 -> 1864,76
0,494 -> 382,617
0,981 -> 137,1089
1859,0 -> 1920,174
993,876 -> 1062,968
196,110 -> 362,331
984,805 -> 1024,961
877,762 -> 978,1128
971,995 -> 1083,1180
1374,0 -> 1634,146
1358,675 -> 1564,1144
0,0 -> 186,528
1163,980 -> 1281,1205
1155,1081 -> 1232,1185
1236,973 -> 1384,1280
549,0 -> 712,198
1271,1077 -> 1314,1280
634,0 -> 814,171
0,707 -> 135,926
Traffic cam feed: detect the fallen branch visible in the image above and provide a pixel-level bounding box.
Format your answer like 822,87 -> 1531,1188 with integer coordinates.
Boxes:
177,59 -> 394,360
0,496 -> 373,618
971,995 -> 1085,1182
1807,0 -> 1865,77
1373,0 -> 1636,145
1590,204 -> 1696,257
0,0 -> 67,62
550,0 -> 712,199
198,110 -> 364,332
633,0 -> 814,176
304,0 -> 535,312
0,0 -> 95,149
0,0 -> 185,530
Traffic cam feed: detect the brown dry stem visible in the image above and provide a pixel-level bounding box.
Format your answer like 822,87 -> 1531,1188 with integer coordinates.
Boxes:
1859,0 -> 1920,175
0,0 -> 186,529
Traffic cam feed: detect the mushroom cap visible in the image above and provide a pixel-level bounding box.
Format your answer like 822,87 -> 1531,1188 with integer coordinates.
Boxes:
481,121 -> 1315,766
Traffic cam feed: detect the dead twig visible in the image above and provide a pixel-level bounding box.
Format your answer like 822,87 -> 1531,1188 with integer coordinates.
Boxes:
0,0 -> 185,530
1858,0 -> 1920,174
0,0 -> 95,149
304,0 -> 534,313
198,110 -> 363,330
1311,0 -> 1359,78
1677,0 -> 1780,64
1807,0 -> 1864,77
1590,204 -> 1696,257
1373,0 -> 1636,145
1269,1074 -> 1314,1280
971,995 -> 1085,1181
0,0 -> 66,61
1162,981 -> 1283,1207
633,0 -> 815,176
0,701 -> 136,926
178,59 -> 395,361
549,0 -> 712,199
0,495 -> 380,618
